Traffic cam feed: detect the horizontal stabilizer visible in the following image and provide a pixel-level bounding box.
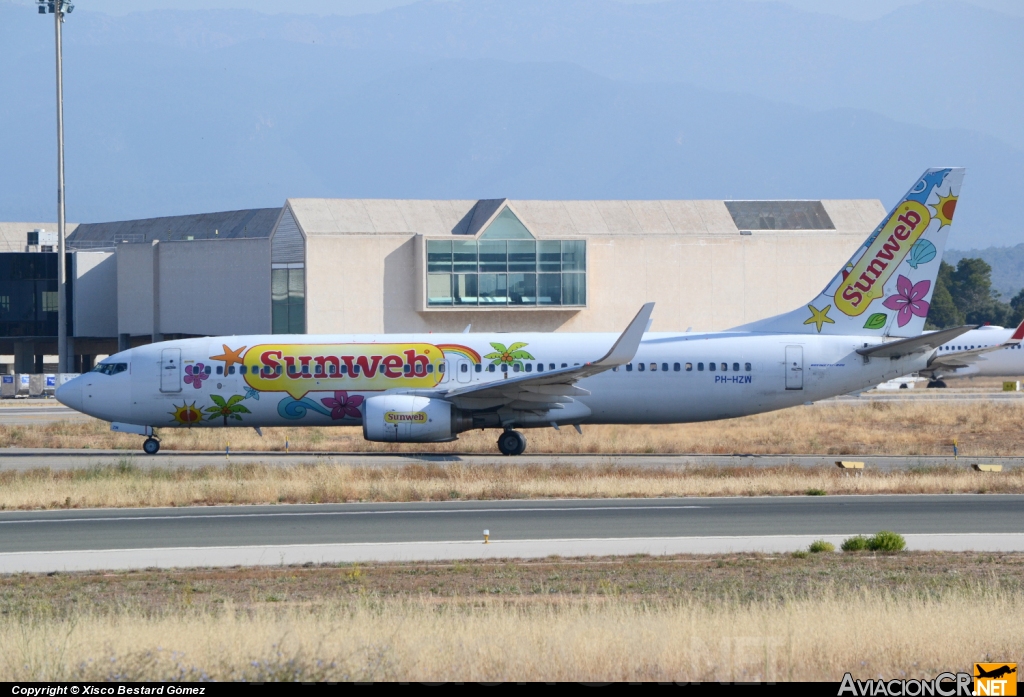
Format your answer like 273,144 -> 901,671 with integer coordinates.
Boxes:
857,325 -> 975,359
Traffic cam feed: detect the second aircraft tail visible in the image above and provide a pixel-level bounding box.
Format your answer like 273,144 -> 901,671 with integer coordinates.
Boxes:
734,167 -> 965,338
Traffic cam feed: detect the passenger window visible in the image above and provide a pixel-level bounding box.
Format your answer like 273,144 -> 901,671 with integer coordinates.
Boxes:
626,363 -> 633,372
341,365 -> 348,375
276,366 -> 282,375
650,363 -> 657,371
502,364 -> 509,372
685,363 -> 692,371
549,364 -> 556,370
229,366 -> 236,375
488,364 -> 495,373
288,365 -> 296,375
674,363 -> 680,371
638,363 -> 646,372
732,363 -> 739,372
460,363 -> 468,373
352,365 -> 360,376
403,364 -> 412,375
721,363 -> 727,371
745,363 -> 751,371
513,364 -> 520,372
663,363 -> 669,372
204,366 -> 212,375
427,364 -> 434,373
240,366 -> 247,375
216,366 -> 224,375
537,363 -> 544,372
709,363 -> 715,372
475,364 -> 482,373
525,364 -> 533,373
612,366 -> 618,372
438,363 -> 445,374
561,363 -> 567,368
697,363 -> 704,371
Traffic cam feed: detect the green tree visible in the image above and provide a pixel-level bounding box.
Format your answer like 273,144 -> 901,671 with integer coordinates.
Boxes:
927,258 -> 1018,329
926,261 -> 962,329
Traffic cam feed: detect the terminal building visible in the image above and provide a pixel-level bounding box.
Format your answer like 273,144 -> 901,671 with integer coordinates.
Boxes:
0,196 -> 885,375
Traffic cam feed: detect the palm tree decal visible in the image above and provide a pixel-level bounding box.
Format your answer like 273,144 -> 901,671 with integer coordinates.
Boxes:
484,342 -> 535,370
205,394 -> 251,425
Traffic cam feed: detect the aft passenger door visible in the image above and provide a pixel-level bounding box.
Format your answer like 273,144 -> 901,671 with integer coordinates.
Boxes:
785,346 -> 803,390
160,348 -> 182,393
455,358 -> 472,384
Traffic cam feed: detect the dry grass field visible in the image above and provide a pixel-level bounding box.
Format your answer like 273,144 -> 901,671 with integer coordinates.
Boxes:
2,461 -> 1023,509
2,553 -> 1022,681
5,399 -> 1024,456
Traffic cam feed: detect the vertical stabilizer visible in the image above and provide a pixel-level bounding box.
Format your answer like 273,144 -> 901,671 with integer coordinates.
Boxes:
733,168 -> 965,337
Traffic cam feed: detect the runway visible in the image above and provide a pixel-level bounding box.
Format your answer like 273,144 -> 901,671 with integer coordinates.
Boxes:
2,495 -> 1022,572
1,447 -> 1019,471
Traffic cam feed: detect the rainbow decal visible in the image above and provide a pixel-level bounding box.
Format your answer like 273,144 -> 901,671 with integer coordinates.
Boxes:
436,344 -> 482,364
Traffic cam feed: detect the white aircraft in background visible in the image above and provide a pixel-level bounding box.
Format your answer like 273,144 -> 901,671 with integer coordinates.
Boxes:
58,168 -> 978,456
918,322 -> 1024,386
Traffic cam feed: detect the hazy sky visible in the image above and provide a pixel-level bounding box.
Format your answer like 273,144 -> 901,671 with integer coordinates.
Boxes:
12,0 -> 1024,20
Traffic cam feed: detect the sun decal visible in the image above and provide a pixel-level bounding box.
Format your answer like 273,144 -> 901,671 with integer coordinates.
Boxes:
170,401 -> 203,426
932,192 -> 957,227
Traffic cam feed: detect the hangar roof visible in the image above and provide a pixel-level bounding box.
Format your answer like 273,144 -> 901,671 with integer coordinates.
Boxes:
284,198 -> 885,238
0,222 -> 79,252
67,208 -> 280,248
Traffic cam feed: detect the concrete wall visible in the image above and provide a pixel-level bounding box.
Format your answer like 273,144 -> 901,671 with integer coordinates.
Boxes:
72,252 -> 118,338
157,238 -> 271,336
116,241 -> 157,337
306,230 -> 869,334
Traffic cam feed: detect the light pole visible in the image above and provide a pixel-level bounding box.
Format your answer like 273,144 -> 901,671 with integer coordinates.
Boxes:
38,0 -> 74,373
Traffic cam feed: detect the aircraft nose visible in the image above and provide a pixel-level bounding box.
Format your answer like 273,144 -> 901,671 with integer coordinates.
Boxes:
55,378 -> 83,412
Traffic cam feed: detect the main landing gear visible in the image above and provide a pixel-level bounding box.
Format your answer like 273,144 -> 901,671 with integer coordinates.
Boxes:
497,429 -> 527,456
142,436 -> 160,455
926,379 -> 948,388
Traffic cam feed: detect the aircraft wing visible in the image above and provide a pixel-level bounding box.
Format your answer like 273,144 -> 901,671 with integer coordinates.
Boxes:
439,303 -> 654,413
925,319 -> 1024,370
856,325 -> 976,359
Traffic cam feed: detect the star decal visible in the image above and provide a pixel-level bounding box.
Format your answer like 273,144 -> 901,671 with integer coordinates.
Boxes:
210,344 -> 247,370
803,304 -> 835,333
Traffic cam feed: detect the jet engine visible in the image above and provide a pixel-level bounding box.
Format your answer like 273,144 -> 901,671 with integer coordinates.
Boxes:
362,394 -> 474,442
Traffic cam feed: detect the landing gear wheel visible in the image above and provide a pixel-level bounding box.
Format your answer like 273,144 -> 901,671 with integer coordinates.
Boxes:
497,430 -> 527,456
926,380 -> 948,388
142,437 -> 160,455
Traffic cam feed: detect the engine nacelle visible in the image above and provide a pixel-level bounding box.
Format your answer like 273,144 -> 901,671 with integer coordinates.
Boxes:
362,394 -> 472,442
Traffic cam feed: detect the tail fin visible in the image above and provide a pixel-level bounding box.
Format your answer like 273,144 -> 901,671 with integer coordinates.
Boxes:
734,167 -> 965,337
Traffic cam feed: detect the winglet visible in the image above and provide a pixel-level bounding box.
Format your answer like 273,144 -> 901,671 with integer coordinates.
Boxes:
591,303 -> 654,367
1010,318 -> 1024,343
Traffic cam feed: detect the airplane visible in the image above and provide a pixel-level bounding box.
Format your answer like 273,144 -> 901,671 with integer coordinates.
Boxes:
57,168 -> 974,456
918,322 -> 1024,386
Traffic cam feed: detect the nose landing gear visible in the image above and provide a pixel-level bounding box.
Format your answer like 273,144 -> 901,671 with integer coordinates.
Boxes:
497,429 -> 527,456
142,436 -> 161,455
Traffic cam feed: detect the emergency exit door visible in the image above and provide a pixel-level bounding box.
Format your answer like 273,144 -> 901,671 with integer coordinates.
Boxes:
161,348 -> 181,393
785,346 -> 803,390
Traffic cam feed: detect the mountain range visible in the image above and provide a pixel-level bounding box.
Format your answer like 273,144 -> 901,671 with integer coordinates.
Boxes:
1,0 -> 1022,252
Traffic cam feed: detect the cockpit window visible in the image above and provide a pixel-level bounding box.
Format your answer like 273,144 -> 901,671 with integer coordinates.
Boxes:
91,362 -> 127,375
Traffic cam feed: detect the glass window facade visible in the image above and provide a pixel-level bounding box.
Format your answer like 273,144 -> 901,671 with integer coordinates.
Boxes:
0,253 -> 62,338
272,267 -> 305,334
725,201 -> 835,230
426,239 -> 586,307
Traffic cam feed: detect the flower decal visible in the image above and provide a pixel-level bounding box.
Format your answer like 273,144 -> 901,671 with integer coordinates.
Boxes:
320,391 -> 364,420
184,363 -> 208,389
882,275 -> 931,328
484,342 -> 535,369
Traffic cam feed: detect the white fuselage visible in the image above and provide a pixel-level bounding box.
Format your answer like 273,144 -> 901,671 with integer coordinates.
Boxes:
58,330 -> 936,430
932,326 -> 1024,378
